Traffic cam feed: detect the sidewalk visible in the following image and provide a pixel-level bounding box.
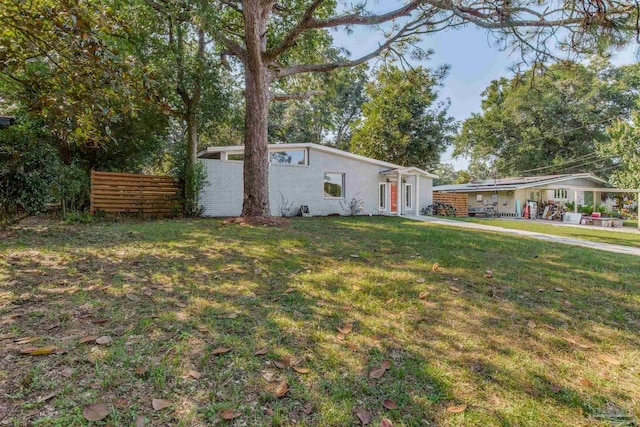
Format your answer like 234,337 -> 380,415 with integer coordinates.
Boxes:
402,215 -> 640,257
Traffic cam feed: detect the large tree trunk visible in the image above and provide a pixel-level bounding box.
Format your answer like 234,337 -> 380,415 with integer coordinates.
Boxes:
241,0 -> 272,217
184,106 -> 198,216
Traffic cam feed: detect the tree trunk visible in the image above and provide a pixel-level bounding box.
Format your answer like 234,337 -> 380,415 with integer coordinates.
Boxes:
184,106 -> 198,216
241,0 -> 272,217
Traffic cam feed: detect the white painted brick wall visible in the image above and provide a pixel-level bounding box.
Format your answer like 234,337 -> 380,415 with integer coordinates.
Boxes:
199,148 -> 434,217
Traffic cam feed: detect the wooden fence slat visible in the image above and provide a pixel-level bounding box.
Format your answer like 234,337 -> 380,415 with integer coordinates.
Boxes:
90,171 -> 181,217
433,191 -> 468,217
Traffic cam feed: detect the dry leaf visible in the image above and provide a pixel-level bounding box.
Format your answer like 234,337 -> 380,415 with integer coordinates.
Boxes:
82,403 -> 110,421
578,377 -> 593,387
273,360 -> 287,369
598,354 -> 621,365
60,367 -> 74,378
290,356 -> 304,366
79,336 -> 97,344
196,325 -> 209,333
126,293 -> 140,302
302,402 -> 313,415
418,291 -> 429,299
416,277 -> 426,283
135,365 -> 149,376
176,302 -> 187,308
381,419 -> 394,427
355,409 -> 372,425
337,322 -> 354,335
337,333 -> 346,341
92,318 -> 109,324
14,336 -> 39,345
112,397 -> 128,408
135,415 -> 146,427
385,298 -> 394,305
264,407 -> 274,416
274,380 -> 288,398
449,286 -> 460,292
284,288 -> 295,294
152,398 -> 172,410
254,346 -> 269,356
380,360 -> 391,370
369,367 -> 387,379
554,287 -> 564,292
262,372 -> 276,382
44,321 -> 60,331
188,369 -> 201,379
37,391 -> 58,403
221,409 -> 241,420
95,336 -> 112,345
211,347 -> 232,355
350,254 -> 360,258
345,342 -> 358,351
432,263 -> 439,272
550,384 -> 562,393
527,321 -> 536,329
293,367 -> 310,374
484,270 -> 493,279
382,399 -> 398,410
20,346 -> 57,356
446,404 -> 467,413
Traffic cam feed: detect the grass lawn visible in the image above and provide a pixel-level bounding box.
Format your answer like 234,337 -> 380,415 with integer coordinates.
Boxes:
1,217 -> 639,426
453,217 -> 640,248
624,219 -> 638,228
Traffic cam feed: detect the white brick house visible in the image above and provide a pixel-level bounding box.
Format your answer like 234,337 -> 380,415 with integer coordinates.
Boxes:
197,143 -> 436,217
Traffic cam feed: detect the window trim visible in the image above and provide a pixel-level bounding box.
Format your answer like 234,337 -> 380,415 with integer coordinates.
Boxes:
379,182 -> 388,211
323,172 -> 345,199
404,183 -> 413,210
224,151 -> 244,162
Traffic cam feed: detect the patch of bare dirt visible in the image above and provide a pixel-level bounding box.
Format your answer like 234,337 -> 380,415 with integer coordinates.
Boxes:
222,216 -> 291,227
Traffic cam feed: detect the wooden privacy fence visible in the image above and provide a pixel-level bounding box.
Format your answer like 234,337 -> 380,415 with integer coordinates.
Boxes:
90,171 -> 181,216
433,191 -> 468,217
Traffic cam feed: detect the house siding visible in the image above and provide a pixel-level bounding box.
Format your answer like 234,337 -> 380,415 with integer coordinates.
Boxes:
199,147 -> 432,217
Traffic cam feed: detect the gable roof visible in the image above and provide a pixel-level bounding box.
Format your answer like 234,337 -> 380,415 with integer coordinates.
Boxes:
197,143 -> 438,178
434,173 -> 610,193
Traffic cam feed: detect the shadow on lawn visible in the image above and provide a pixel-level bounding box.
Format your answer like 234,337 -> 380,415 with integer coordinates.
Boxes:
1,216 -> 638,425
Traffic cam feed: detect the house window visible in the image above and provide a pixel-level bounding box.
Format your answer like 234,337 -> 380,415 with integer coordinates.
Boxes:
404,184 -> 412,209
324,173 -> 345,198
554,189 -> 568,199
379,183 -> 387,211
226,152 -> 244,161
270,149 -> 307,166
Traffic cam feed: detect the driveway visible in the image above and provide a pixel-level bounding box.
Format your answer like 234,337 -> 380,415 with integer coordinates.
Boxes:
403,215 -> 640,257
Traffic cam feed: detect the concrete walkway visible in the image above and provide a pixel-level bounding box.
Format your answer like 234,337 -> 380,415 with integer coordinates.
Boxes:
402,215 -> 640,257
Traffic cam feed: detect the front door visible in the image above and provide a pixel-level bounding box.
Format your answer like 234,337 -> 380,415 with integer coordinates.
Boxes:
390,182 -> 398,214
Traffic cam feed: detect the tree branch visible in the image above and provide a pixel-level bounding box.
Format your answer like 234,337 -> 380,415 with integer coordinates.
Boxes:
270,89 -> 325,102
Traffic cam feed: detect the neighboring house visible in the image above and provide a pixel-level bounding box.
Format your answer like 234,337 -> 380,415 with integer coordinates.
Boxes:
433,173 -> 613,216
197,143 -> 436,217
0,116 -> 15,129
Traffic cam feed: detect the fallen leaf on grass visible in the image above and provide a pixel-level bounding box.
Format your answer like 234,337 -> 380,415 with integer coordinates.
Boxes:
345,342 -> 358,351
188,369 -> 201,379
60,367 -> 74,377
135,365 -> 149,376
383,399 -> 398,410
337,333 -> 346,340
554,287 -> 564,292
385,298 -> 394,305
446,404 -> 467,413
484,270 -> 493,279
126,293 -> 140,302
37,391 -> 58,403
563,337 -> 591,350
274,380 -> 288,398
578,377 -> 593,387
212,347 -> 232,355
221,409 -> 241,420
598,354 -> 621,365
95,336 -> 112,345
381,419 -> 394,427
416,277 -> 426,283
44,321 -> 60,331
91,318 -> 109,324
14,337 -> 39,345
337,322 -> 353,335
418,291 -> 429,299
254,346 -> 269,356
79,336 -> 97,344
196,325 -> 209,333
152,399 -> 172,410
369,361 -> 391,379
432,263 -> 439,272
273,360 -> 287,369
527,321 -> 536,329
293,367 -> 310,374
135,415 -> 146,427
176,302 -> 187,308
112,397 -> 128,408
355,409 -> 372,425
264,407 -> 274,416
82,403 -> 110,421
20,346 -> 57,356
449,286 -> 460,292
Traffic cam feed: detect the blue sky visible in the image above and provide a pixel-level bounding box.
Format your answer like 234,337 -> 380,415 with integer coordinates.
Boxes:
330,7 -> 638,171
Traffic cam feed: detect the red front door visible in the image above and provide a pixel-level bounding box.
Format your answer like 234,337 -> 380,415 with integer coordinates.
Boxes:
390,182 -> 398,214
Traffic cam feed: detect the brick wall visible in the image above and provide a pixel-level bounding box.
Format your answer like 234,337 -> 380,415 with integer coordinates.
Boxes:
432,191 -> 468,217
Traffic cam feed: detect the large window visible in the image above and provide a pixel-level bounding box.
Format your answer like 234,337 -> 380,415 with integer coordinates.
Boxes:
324,173 -> 345,198
404,183 -> 413,209
554,189 -> 568,199
379,183 -> 387,211
270,149 -> 307,166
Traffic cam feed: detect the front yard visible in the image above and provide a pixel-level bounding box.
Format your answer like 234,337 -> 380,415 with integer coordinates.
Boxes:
1,217 -> 639,426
